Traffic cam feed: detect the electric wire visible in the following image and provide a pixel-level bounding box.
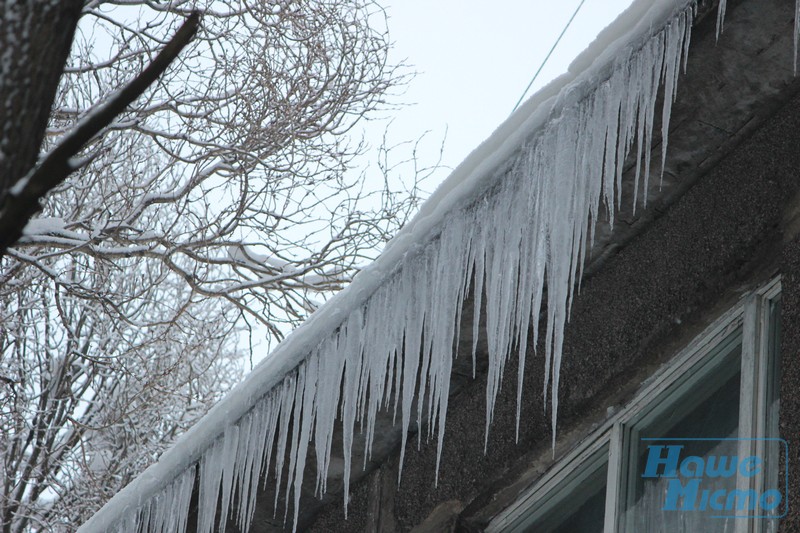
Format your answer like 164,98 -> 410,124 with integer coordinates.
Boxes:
510,0 -> 588,114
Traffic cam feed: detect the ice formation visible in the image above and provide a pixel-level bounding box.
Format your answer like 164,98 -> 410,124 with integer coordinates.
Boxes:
795,0 -> 800,73
77,0 -> 734,531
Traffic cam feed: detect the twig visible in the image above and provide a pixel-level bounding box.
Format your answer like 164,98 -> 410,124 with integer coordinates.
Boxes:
0,11 -> 201,258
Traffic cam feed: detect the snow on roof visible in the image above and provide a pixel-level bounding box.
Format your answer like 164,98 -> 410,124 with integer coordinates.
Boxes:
78,0 -> 711,531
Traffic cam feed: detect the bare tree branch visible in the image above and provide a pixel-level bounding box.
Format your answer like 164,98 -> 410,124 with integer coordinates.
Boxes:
0,2 -> 433,530
0,11 -> 201,258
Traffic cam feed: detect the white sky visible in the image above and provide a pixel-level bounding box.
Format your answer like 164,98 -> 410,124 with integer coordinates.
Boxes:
372,0 -> 635,189
252,0 -> 638,358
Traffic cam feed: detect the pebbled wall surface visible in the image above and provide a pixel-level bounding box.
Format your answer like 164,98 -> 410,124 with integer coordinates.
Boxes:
301,0 -> 800,531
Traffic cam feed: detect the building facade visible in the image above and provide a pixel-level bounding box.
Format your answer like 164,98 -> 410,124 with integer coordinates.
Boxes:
80,0 -> 800,531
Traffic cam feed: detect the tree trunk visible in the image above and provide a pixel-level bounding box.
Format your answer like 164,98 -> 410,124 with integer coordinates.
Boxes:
0,0 -> 82,204
0,5 -> 82,529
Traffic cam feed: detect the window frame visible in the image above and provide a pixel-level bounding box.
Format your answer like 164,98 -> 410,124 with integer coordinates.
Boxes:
487,277 -> 781,533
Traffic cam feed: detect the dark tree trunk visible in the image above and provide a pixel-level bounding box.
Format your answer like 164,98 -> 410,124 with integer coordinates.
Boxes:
0,1 -> 83,196
0,4 -> 199,258
0,4 -> 81,531
0,0 -> 83,191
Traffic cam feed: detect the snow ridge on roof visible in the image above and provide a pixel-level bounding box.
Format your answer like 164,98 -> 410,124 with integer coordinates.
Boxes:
79,0 -> 705,531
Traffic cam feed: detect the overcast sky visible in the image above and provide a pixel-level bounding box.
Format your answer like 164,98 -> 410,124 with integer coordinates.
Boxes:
255,0 -> 638,355
372,0 -> 635,189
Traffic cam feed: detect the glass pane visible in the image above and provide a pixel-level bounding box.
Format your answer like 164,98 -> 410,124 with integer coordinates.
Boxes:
764,297 -> 782,532
624,335 -> 742,533
532,460 -> 607,533
514,446 -> 608,533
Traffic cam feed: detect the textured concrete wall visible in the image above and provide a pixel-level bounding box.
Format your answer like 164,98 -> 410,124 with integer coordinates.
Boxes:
780,234 -> 800,531
307,60 -> 800,533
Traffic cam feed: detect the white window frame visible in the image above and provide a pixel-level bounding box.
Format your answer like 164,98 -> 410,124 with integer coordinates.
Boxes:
487,277 -> 781,533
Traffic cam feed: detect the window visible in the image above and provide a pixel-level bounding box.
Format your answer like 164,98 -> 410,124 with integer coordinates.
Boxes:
510,444 -> 609,533
488,278 -> 782,533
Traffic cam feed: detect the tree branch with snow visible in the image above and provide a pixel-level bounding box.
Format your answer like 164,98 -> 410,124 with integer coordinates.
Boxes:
0,11 -> 200,258
0,1 -> 430,530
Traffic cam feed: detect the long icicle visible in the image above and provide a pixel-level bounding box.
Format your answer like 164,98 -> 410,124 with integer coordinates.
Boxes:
80,2 -> 713,532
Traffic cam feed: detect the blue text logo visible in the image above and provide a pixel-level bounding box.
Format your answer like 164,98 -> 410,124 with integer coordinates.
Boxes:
640,438 -> 788,519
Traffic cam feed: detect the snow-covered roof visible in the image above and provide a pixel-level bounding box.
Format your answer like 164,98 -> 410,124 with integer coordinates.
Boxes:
78,1 -> 722,531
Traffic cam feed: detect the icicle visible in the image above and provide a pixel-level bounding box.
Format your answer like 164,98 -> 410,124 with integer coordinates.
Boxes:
272,375 -> 297,515
716,0 -> 727,39
660,15 -> 684,179
116,465 -> 195,533
289,360 -> 316,530
398,267 -> 424,484
471,224 -> 485,380
429,220 -> 471,481
683,6 -> 694,73
362,286 -> 393,464
79,3 -> 715,533
241,398 -> 272,531
314,336 -> 346,497
283,365 -> 306,524
795,0 -> 800,74
340,309 -> 364,517
197,439 -> 224,533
